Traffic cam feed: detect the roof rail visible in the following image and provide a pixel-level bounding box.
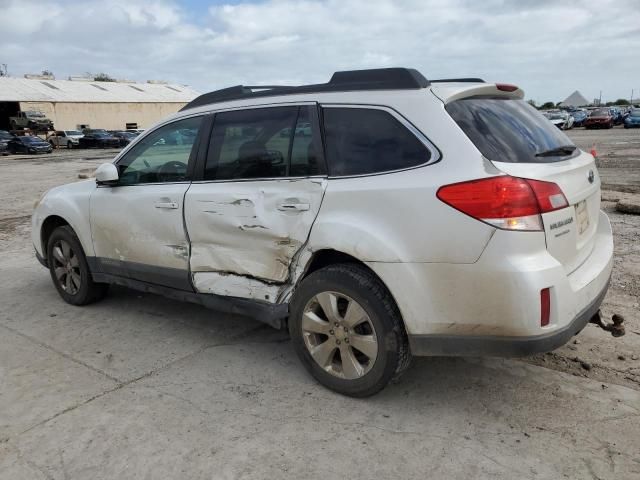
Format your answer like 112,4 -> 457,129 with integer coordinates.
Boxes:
430,78 -> 485,83
180,68 -> 430,111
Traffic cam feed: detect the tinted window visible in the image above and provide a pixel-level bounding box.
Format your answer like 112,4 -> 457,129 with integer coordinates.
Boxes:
204,106 -> 322,181
446,98 -> 578,163
322,107 -> 430,176
117,116 -> 202,185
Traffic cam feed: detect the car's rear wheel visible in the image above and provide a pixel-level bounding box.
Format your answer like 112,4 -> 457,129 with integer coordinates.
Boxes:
289,264 -> 410,397
47,226 -> 108,305
67,141 -> 73,149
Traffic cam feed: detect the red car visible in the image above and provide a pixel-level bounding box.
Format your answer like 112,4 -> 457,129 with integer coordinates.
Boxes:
584,108 -> 614,129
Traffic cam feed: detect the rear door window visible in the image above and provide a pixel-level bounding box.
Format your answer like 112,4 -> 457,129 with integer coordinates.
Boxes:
204,106 -> 324,181
322,107 -> 432,176
446,98 -> 578,163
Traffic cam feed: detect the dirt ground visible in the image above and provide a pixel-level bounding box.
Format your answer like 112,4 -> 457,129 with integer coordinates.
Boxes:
0,131 -> 639,479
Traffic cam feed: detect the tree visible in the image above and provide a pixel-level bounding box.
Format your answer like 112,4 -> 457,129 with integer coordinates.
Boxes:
526,99 -> 537,108
93,72 -> 116,82
540,101 -> 555,110
613,98 -> 630,106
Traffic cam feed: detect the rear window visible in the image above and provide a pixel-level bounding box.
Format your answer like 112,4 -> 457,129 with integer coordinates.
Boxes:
446,98 -> 578,163
322,107 -> 431,176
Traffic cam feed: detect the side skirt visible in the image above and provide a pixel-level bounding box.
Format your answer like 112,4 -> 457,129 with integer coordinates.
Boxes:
91,272 -> 288,329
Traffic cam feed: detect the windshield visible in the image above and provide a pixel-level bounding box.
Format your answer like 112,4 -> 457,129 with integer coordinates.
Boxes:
445,98 -> 578,163
630,110 -> 640,118
66,130 -> 82,135
23,136 -> 44,143
0,131 -> 13,141
591,109 -> 609,116
25,111 -> 45,118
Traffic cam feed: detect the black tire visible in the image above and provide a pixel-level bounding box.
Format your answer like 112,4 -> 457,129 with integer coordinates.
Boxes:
67,141 -> 73,149
289,263 -> 411,397
47,225 -> 108,305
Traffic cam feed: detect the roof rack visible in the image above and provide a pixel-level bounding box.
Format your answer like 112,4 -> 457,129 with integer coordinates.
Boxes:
430,78 -> 485,83
181,68 -> 430,111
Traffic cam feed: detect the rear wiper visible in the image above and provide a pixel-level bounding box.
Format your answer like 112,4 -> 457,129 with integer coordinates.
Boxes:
535,145 -> 577,157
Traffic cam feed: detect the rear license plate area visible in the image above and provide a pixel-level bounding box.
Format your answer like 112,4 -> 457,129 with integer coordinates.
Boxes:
575,200 -> 589,235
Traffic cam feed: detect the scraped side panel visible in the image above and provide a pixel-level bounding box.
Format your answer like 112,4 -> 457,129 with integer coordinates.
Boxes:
185,179 -> 326,300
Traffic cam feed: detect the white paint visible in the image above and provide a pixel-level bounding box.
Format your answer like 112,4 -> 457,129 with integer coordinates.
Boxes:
185,179 -> 326,300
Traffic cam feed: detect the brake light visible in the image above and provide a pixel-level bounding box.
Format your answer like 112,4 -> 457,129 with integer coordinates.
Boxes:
436,176 -> 568,231
496,83 -> 519,92
540,288 -> 551,326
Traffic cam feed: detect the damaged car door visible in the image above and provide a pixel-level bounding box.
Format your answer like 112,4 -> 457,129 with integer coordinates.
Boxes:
89,115 -> 204,289
185,105 -> 327,302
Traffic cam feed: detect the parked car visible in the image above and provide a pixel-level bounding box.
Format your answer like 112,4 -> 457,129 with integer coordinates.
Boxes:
8,135 -> 53,154
32,68 -> 613,397
569,109 -> 588,127
0,130 -> 13,155
624,109 -> 640,128
110,131 -> 137,147
609,107 -> 624,125
543,110 -> 574,130
126,129 -> 145,135
78,131 -> 120,149
584,108 -> 614,129
47,130 -> 84,149
9,110 -> 54,131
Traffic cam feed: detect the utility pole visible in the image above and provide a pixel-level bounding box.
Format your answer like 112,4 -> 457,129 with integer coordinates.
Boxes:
632,89 -> 634,106
599,90 -> 602,106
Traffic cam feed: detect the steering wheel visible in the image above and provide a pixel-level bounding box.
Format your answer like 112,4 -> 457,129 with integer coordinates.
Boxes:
156,161 -> 187,182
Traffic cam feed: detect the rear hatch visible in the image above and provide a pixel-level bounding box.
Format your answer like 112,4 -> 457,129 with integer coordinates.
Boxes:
444,94 -> 600,274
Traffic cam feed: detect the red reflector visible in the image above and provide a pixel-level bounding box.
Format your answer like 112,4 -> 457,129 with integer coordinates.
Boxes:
540,288 -> 551,327
496,83 -> 518,92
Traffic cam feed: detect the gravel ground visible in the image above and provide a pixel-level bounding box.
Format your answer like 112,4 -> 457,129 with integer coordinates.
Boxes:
0,131 -> 639,479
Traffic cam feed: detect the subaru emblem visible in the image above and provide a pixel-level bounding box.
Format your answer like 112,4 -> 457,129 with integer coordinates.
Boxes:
588,170 -> 595,184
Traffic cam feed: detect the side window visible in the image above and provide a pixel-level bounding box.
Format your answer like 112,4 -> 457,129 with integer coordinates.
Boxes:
322,107 -> 431,176
204,106 -> 323,181
117,116 -> 202,185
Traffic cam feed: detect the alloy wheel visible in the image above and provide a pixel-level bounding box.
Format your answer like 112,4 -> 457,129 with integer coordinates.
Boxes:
301,291 -> 378,380
51,240 -> 81,295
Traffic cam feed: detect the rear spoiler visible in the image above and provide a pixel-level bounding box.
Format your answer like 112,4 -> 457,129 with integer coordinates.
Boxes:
431,83 -> 525,104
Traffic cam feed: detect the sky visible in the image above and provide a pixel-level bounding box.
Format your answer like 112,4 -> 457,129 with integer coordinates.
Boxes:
1,0 -> 639,104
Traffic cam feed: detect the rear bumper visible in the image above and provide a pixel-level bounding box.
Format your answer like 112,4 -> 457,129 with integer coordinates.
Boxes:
408,276 -> 608,357
366,210 -> 614,356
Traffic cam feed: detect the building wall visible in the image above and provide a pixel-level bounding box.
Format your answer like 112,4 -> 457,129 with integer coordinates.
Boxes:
19,101 -> 187,130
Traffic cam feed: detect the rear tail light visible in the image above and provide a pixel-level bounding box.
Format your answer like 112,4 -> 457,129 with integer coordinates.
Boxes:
436,176 -> 568,231
496,83 -> 519,92
540,288 -> 551,326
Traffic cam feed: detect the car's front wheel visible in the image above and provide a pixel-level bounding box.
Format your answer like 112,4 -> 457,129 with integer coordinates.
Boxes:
289,264 -> 411,397
47,225 -> 108,305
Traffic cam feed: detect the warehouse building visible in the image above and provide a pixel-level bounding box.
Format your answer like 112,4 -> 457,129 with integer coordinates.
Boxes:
0,76 -> 199,131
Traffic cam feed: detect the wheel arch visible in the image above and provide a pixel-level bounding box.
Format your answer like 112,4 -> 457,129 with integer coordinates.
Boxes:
40,215 -> 70,257
290,248 -> 407,332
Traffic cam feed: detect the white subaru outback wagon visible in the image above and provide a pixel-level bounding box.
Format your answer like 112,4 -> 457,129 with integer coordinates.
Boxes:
32,68 -> 613,397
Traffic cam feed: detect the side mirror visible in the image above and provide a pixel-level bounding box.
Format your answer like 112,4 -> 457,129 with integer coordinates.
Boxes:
95,163 -> 119,186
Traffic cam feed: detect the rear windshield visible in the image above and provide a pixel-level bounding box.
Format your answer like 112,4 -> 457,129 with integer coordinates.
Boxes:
446,98 -> 578,163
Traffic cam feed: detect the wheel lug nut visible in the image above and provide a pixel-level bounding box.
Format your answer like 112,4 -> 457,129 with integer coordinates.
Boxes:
345,338 -> 349,344
334,322 -> 339,327
329,330 -> 334,335
336,339 -> 341,345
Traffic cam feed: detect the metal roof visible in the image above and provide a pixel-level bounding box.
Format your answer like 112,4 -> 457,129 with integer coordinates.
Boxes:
0,77 -> 199,103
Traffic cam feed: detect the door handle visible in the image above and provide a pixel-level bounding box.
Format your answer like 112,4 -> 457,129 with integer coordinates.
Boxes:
154,201 -> 179,209
278,202 -> 310,212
